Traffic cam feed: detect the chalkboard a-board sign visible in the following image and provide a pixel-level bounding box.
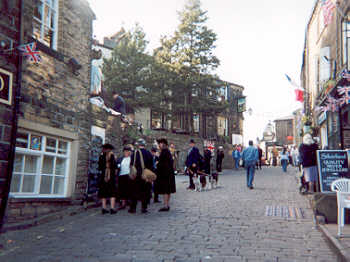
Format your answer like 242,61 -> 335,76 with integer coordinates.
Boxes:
317,150 -> 350,193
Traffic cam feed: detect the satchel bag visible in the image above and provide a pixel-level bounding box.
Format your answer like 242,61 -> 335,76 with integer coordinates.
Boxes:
129,153 -> 137,180
138,149 -> 157,183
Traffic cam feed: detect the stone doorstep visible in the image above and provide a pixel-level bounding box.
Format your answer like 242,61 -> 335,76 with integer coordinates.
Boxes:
0,201 -> 99,233
318,224 -> 350,262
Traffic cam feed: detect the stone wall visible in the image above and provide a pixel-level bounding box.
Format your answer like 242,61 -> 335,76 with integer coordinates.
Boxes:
6,0 -> 95,223
0,0 -> 20,224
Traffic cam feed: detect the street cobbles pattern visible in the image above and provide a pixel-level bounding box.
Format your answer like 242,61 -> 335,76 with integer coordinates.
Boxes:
0,167 -> 338,262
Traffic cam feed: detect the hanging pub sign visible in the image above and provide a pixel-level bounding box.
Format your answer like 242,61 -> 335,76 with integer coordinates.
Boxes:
317,150 -> 350,193
0,68 -> 13,105
237,97 -> 246,113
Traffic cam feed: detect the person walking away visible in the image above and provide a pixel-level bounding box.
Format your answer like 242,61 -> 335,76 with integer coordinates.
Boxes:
280,147 -> 289,173
129,139 -> 154,213
151,147 -> 160,203
257,145 -> 263,170
242,141 -> 259,190
232,146 -> 241,170
299,134 -> 319,193
291,146 -> 299,167
155,138 -> 176,212
185,139 -> 201,190
116,146 -> 132,210
272,146 -> 278,166
98,144 -> 118,214
169,143 -> 178,174
216,146 -> 225,173
203,147 -> 212,175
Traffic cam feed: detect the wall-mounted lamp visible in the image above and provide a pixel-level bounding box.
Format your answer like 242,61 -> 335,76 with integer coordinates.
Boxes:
68,58 -> 82,76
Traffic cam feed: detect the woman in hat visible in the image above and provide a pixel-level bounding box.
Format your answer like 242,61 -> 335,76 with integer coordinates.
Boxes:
155,138 -> 176,211
98,143 -> 117,214
116,146 -> 133,210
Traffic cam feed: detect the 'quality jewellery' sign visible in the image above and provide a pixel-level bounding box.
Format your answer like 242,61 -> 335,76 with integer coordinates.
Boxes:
317,150 -> 349,193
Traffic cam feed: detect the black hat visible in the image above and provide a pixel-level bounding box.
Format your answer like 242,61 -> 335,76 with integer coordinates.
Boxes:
102,143 -> 114,150
189,139 -> 195,144
151,147 -> 158,152
123,146 -> 132,151
157,138 -> 168,146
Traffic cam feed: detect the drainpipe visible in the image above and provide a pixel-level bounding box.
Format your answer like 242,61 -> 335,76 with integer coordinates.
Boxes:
0,0 -> 24,230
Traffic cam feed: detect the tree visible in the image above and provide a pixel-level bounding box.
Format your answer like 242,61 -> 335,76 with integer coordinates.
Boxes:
155,0 -> 224,133
102,24 -> 154,112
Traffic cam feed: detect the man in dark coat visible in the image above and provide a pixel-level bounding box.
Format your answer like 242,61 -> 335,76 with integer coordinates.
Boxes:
203,147 -> 212,175
257,145 -> 263,170
216,146 -> 224,173
112,92 -> 126,115
185,139 -> 202,190
129,138 -> 153,213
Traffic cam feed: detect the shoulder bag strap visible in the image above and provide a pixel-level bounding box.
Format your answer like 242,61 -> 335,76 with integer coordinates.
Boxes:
132,151 -> 137,167
138,149 -> 145,170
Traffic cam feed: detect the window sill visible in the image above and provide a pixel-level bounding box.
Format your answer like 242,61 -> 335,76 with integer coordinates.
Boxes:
9,196 -> 71,203
29,38 -> 64,62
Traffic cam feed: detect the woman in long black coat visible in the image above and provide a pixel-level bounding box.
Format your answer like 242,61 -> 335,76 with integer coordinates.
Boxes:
155,138 -> 176,212
98,143 -> 117,214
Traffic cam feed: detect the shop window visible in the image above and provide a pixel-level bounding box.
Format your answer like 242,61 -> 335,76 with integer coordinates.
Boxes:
11,131 -> 70,197
33,0 -> 58,50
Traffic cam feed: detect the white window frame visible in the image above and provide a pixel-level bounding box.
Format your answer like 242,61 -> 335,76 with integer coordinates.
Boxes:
11,131 -> 71,198
32,0 -> 59,50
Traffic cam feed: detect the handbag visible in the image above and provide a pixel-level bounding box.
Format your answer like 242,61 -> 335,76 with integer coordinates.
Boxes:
129,153 -> 137,180
138,149 -> 157,183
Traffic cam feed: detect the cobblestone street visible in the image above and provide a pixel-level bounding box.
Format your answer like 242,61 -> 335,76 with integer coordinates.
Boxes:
0,167 -> 338,262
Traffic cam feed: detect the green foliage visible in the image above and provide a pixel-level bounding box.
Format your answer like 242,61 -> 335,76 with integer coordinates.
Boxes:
154,0 -> 226,132
102,24 -> 153,112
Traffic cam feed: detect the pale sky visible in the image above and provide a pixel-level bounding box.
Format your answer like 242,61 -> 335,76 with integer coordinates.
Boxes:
87,0 -> 316,145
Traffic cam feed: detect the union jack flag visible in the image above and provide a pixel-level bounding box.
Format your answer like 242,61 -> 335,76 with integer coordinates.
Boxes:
321,0 -> 336,26
17,42 -> 41,63
340,69 -> 350,79
338,86 -> 350,105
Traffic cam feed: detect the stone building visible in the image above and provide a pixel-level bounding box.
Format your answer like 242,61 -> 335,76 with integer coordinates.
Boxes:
2,0 -> 96,224
274,116 -> 294,146
0,0 -> 21,227
302,0 -> 350,149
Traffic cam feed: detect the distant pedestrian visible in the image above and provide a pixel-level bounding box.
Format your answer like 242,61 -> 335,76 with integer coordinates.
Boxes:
185,139 -> 202,190
272,146 -> 278,166
280,147 -> 289,173
232,146 -> 241,170
169,143 -> 178,173
242,141 -> 259,190
151,147 -> 160,203
116,146 -> 132,210
129,138 -> 153,213
299,134 -> 319,193
98,143 -> 117,214
291,146 -> 299,167
216,146 -> 224,173
203,147 -> 212,175
257,145 -> 263,170
155,138 -> 176,212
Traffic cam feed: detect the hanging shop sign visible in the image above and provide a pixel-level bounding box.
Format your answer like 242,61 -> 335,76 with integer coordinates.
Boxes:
0,68 -> 13,105
237,97 -> 246,113
318,111 -> 327,125
317,150 -> 349,193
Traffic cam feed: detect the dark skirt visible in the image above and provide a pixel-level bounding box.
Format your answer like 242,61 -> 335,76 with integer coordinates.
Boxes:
117,175 -> 130,200
98,179 -> 117,198
155,173 -> 176,195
